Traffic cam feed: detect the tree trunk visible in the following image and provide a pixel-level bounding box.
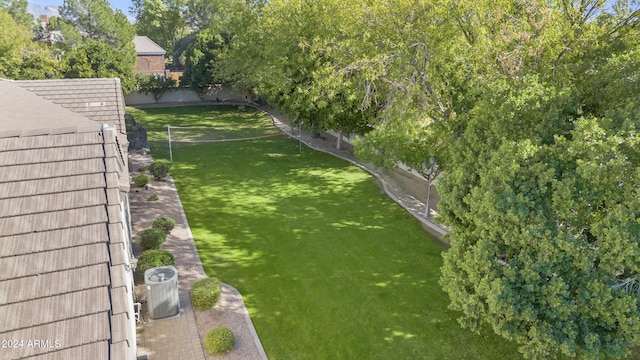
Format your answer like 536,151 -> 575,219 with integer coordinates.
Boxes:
336,128 -> 343,150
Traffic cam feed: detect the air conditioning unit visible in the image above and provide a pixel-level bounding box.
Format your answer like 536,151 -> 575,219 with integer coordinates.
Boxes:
145,265 -> 179,320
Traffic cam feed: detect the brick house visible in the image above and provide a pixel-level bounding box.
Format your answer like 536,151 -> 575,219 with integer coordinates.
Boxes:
133,36 -> 167,76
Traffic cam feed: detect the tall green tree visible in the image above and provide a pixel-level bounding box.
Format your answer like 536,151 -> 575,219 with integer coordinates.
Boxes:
180,0 -> 251,97
59,0 -> 136,89
229,0 -> 374,148
7,44 -> 62,79
0,10 -> 31,77
0,0 -> 34,27
184,0 -> 244,31
439,80 -> 640,360
429,1 -> 640,358
131,0 -> 187,53
63,39 -> 136,91
181,28 -> 227,99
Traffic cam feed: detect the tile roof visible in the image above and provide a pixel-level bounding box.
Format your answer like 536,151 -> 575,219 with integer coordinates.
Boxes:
12,78 -> 128,136
0,80 -> 136,360
0,81 -> 98,138
133,35 -> 167,55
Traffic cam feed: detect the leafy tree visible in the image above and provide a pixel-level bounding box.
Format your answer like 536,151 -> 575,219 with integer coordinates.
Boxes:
59,0 -> 136,88
230,0 -> 373,148
63,39 -> 136,91
178,0 -> 250,93
0,0 -> 34,27
60,0 -> 131,47
439,89 -> 640,359
430,1 -> 640,358
184,0 -> 244,31
131,0 -> 188,53
47,15 -> 84,52
135,73 -> 176,102
211,0 -> 262,93
170,31 -> 195,67
181,28 -> 227,99
0,10 -> 31,77
7,44 -> 62,79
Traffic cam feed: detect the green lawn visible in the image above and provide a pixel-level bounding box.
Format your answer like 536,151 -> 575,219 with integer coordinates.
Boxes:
127,105 -> 520,359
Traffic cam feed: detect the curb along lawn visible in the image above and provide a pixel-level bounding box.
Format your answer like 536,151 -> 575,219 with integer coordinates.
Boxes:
127,105 -> 520,359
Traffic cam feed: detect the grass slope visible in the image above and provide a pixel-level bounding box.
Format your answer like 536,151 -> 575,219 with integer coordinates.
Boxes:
128,105 -> 520,359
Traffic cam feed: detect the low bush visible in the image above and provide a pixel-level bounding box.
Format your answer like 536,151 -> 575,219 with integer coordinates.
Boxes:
134,174 -> 150,187
152,215 -> 176,234
150,161 -> 170,180
205,326 -> 235,355
147,194 -> 159,201
137,249 -> 175,273
140,228 -> 166,250
191,277 -> 222,310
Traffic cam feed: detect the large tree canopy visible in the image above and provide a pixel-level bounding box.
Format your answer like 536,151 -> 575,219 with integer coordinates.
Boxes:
0,0 -> 33,27
63,38 -> 133,84
226,0 -> 375,148
181,28 -> 226,98
428,1 -> 640,358
0,10 -> 31,77
438,76 -> 640,359
58,0 -> 136,89
130,0 -> 187,53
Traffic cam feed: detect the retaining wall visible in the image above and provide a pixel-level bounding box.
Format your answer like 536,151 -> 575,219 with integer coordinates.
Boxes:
125,87 -> 253,106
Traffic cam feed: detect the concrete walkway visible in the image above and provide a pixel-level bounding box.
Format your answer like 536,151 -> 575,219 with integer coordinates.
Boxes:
130,176 -> 267,360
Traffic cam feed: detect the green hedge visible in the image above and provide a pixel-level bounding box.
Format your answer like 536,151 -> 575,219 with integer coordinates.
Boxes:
137,249 -> 175,273
205,326 -> 235,355
150,161 -> 170,180
152,215 -> 176,234
191,277 -> 222,310
134,174 -> 150,187
140,228 -> 166,250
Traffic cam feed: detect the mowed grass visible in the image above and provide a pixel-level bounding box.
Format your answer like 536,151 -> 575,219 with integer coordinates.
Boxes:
128,105 -> 520,359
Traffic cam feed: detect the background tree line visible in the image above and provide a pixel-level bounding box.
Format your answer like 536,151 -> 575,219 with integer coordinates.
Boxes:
1,0 -> 639,358
0,0 -> 137,90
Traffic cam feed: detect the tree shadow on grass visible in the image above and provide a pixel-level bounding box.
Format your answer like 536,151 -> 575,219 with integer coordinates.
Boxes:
167,137 -> 521,359
128,105 -> 521,359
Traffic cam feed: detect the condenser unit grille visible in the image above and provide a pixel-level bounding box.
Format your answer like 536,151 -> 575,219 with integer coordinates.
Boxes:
144,265 -> 179,320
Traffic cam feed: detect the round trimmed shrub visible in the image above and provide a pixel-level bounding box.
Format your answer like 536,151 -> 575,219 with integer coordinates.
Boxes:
191,277 -> 221,310
152,215 -> 176,234
139,228 -> 166,250
150,161 -> 170,180
137,249 -> 175,273
134,174 -> 150,187
205,326 -> 235,355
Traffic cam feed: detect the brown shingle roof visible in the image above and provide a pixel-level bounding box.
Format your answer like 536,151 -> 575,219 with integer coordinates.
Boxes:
0,80 -> 135,360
